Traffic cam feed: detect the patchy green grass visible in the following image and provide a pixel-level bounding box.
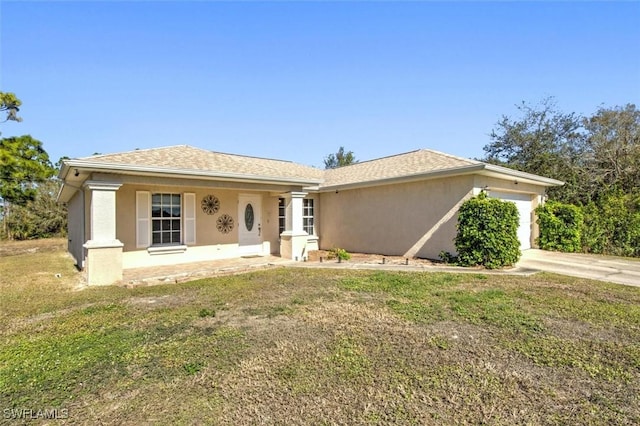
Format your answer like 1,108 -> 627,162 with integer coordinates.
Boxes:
1,239 -> 639,424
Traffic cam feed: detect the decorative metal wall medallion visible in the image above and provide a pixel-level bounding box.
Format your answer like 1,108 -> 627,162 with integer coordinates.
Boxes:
216,214 -> 234,234
201,195 -> 220,215
244,203 -> 254,231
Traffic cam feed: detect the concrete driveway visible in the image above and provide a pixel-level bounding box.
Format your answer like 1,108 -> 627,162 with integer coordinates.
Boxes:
518,249 -> 640,287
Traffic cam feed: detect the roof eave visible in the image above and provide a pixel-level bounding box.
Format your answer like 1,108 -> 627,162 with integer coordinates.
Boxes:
318,163 -> 564,192
61,159 -> 323,187
56,163 -> 73,203
318,164 -> 486,192
482,164 -> 564,187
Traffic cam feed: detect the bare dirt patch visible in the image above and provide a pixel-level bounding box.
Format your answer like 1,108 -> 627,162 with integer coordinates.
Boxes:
127,294 -> 196,309
0,237 -> 67,257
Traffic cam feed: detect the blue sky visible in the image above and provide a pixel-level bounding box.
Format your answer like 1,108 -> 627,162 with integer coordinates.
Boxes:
1,1 -> 638,168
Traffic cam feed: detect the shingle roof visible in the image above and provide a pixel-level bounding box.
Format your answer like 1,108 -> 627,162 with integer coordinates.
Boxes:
65,145 -> 560,190
321,149 -> 480,188
79,145 -> 324,182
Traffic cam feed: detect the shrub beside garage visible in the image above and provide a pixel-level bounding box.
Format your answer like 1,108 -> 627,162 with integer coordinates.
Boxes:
535,201 -> 583,252
452,192 -> 521,269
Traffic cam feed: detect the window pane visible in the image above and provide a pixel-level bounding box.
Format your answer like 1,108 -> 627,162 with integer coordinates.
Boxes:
245,204 -> 254,231
151,193 -> 183,246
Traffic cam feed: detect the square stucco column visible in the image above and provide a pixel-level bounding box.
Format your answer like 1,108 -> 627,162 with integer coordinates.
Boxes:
83,181 -> 124,286
280,191 -> 309,260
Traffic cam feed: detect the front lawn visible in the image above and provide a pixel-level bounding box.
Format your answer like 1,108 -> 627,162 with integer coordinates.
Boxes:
1,240 -> 639,424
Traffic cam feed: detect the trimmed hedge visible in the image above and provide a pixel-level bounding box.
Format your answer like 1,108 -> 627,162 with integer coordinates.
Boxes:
535,201 -> 583,252
454,192 -> 521,269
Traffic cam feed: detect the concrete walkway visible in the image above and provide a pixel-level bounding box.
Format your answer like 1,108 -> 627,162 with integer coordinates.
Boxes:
517,249 -> 640,287
122,255 -> 291,286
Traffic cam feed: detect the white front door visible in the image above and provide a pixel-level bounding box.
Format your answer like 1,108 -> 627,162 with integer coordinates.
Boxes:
238,194 -> 263,255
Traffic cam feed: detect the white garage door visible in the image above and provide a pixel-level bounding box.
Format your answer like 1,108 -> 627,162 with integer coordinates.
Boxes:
488,191 -> 532,250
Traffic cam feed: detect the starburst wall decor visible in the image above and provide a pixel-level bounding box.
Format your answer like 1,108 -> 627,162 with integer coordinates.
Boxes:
216,214 -> 234,234
201,195 -> 220,215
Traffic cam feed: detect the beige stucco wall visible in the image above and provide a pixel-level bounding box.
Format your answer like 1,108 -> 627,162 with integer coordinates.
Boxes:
78,171 -> 551,272
66,190 -> 85,267
84,187 -> 92,241
261,195 -> 280,255
115,185 -> 281,254
85,244 -> 123,285
319,175 -> 475,260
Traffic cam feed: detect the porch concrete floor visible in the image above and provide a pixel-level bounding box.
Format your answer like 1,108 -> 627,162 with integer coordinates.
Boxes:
122,255 -> 292,287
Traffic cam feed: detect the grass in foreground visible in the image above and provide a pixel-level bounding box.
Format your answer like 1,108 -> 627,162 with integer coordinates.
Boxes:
1,239 -> 639,424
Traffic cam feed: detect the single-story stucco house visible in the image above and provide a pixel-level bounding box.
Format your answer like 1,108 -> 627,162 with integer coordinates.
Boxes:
57,145 -> 563,285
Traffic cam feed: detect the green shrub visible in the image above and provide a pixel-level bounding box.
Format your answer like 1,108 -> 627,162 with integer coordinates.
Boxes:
327,248 -> 351,261
581,191 -> 640,257
535,201 -> 583,252
438,250 -> 457,264
454,192 -> 521,269
198,308 -> 216,318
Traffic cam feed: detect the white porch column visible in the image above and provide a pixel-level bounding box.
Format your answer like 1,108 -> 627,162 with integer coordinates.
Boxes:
280,191 -> 308,260
83,181 -> 124,285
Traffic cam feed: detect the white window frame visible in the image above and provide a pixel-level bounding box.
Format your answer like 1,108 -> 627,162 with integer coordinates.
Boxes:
151,193 -> 182,246
278,197 -> 286,235
136,191 -> 196,249
303,198 -> 314,235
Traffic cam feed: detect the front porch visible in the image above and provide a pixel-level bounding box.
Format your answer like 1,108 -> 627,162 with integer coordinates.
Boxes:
77,180 -> 319,285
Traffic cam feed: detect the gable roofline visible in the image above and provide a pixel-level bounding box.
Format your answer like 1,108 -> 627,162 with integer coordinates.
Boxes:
318,162 -> 564,192
57,145 -> 563,202
59,158 -> 323,186
335,148 -> 480,167
483,163 -> 564,186
81,144 -> 310,165
57,145 -> 324,203
58,144 -> 323,186
319,147 -> 562,191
